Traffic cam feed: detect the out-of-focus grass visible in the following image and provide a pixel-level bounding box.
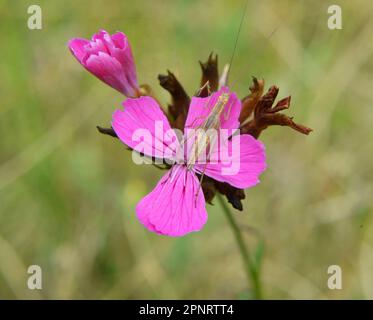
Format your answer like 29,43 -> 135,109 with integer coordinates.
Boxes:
0,0 -> 373,299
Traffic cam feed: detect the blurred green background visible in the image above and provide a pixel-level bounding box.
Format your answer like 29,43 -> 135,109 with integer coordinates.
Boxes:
0,0 -> 372,299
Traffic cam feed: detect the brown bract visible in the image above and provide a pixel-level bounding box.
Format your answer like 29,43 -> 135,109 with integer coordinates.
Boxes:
240,83 -> 312,138
158,70 -> 190,131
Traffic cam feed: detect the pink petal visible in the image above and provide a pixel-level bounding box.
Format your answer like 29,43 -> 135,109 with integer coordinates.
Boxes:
68,38 -> 90,62
85,52 -> 135,96
136,165 -> 208,236
185,86 -> 241,131
111,32 -> 127,49
108,32 -> 138,92
92,29 -> 107,42
194,134 -> 266,189
112,96 -> 180,160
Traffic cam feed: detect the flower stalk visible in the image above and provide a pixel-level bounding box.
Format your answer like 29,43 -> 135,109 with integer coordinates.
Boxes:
216,193 -> 262,299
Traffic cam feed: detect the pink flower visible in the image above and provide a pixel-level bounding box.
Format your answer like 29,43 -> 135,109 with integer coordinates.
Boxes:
68,30 -> 139,97
112,87 -> 266,236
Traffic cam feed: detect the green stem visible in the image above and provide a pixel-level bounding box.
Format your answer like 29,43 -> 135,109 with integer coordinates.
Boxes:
216,193 -> 262,299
